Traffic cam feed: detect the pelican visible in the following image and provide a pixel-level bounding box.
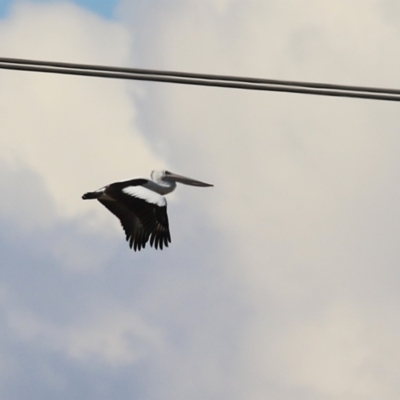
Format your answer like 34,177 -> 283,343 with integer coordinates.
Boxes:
82,170 -> 213,251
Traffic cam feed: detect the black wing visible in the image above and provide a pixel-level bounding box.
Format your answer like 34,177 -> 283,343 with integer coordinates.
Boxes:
99,190 -> 171,251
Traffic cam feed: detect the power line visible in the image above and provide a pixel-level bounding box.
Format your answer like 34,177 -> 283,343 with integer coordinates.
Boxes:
0,56 -> 399,102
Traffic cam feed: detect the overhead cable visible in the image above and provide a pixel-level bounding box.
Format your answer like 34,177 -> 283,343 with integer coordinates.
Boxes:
0,56 -> 399,102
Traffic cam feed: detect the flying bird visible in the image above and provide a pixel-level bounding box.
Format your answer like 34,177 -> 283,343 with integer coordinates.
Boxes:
82,170 -> 213,251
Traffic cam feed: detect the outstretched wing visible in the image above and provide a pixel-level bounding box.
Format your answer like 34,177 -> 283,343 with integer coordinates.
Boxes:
99,184 -> 171,251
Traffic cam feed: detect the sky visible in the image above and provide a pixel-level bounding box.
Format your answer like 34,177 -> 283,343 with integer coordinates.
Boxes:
0,0 -> 400,399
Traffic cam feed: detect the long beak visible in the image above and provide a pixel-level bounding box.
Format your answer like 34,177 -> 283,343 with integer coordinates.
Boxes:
165,171 -> 213,187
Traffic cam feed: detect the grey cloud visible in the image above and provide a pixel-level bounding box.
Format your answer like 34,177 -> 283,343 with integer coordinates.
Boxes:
2,0 -> 400,399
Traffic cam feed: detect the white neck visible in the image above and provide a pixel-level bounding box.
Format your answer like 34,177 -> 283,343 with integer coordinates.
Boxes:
144,180 -> 176,195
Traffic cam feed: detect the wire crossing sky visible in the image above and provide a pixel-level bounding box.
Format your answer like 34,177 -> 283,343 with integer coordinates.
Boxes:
0,56 -> 400,102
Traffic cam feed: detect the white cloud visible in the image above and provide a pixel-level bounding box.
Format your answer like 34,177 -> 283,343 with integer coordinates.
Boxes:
276,301 -> 400,399
0,1 -> 165,226
5,295 -> 163,366
281,303 -> 369,396
1,0 -> 400,399
122,0 -> 400,398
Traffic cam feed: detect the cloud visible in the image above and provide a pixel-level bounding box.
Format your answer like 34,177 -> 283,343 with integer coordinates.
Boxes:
122,0 -> 400,398
6,298 -> 163,366
0,1 -> 164,224
0,3 -> 173,398
1,0 -> 400,399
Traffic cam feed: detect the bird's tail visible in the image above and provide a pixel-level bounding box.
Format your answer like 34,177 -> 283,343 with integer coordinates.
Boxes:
82,191 -> 101,200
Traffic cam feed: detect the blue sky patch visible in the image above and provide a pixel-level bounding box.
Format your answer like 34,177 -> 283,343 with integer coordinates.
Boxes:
69,0 -> 119,19
0,0 -> 13,19
0,0 -> 120,20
